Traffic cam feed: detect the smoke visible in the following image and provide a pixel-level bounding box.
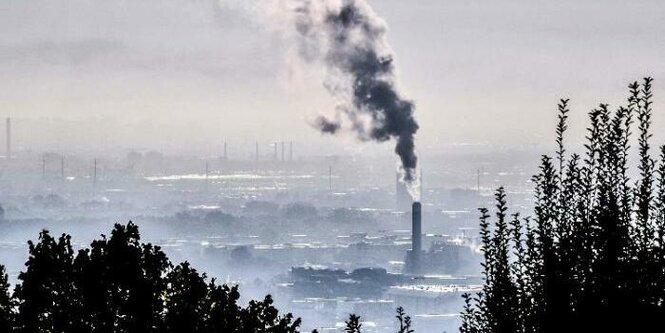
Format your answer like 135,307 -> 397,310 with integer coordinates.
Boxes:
296,0 -> 419,198
219,0 -> 420,199
314,116 -> 341,134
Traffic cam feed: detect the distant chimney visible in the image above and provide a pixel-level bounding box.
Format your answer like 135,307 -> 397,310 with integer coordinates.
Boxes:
273,142 -> 277,160
281,141 -> 285,162
255,142 -> 259,162
42,155 -> 46,180
329,165 -> 332,191
5,117 -> 10,159
412,202 -> 422,256
404,201 -> 423,274
289,141 -> 293,161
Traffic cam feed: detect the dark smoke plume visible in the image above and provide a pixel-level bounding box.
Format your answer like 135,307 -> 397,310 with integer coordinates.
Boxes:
294,0 -> 420,195
314,116 -> 342,134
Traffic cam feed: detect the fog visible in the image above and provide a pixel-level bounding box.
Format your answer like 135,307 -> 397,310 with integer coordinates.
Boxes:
0,146 -> 544,331
2,0 -> 665,331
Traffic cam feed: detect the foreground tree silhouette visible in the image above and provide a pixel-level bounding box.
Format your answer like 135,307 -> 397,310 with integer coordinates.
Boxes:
14,231 -> 84,333
0,223 -> 421,333
461,78 -> 665,333
3,222 -> 302,333
162,262 -> 208,333
74,223 -> 170,333
344,314 -> 362,333
0,266 -> 13,333
395,306 -> 414,333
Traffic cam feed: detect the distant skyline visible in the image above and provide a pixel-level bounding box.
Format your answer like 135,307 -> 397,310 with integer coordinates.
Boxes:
1,0 -> 664,155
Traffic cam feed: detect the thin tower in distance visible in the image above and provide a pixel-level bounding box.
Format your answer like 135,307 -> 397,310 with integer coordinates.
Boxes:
5,117 -> 10,159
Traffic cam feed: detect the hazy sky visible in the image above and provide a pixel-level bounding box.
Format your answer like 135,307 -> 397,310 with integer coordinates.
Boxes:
1,0 -> 665,155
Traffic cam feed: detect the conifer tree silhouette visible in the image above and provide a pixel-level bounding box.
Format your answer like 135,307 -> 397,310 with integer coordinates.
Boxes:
461,78 -> 665,333
0,266 -> 13,333
344,314 -> 362,333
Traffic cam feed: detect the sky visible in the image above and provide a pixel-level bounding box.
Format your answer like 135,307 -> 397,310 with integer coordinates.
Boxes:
1,0 -> 665,156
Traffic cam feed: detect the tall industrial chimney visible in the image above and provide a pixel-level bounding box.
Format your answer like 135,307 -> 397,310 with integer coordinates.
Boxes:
5,117 -> 10,159
412,202 -> 422,256
405,201 -> 423,273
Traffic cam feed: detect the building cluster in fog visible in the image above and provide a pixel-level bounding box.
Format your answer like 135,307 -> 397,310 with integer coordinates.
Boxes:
0,130 -> 539,332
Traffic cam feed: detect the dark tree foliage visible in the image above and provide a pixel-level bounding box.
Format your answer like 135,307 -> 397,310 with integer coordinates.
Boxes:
14,231 -> 84,333
344,314 -> 362,333
0,266 -> 13,333
461,78 -> 665,332
395,306 -> 414,333
1,222 -> 302,333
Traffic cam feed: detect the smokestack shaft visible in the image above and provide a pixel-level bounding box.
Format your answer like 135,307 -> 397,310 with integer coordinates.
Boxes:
5,118 -> 10,159
412,202 -> 422,254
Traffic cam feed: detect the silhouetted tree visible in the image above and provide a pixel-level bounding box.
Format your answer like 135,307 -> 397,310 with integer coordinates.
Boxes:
162,262 -> 208,333
344,314 -> 362,333
0,222 -> 306,333
395,307 -> 414,333
73,222 -> 170,333
240,294 -> 301,333
461,78 -> 665,332
0,265 -> 13,333
14,231 -> 86,333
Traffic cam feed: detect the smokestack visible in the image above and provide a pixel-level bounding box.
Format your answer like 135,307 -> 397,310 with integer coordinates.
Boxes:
224,141 -> 228,160
5,117 -> 10,159
411,201 -> 422,264
204,161 -> 210,192
281,141 -> 285,162
42,155 -> 46,180
477,168 -> 481,193
273,142 -> 278,161
289,141 -> 293,162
